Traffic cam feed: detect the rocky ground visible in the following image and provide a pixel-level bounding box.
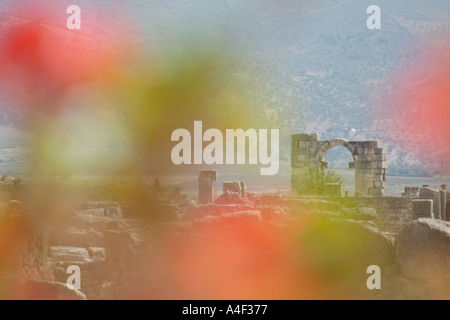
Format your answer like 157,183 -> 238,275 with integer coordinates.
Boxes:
1,191 -> 449,300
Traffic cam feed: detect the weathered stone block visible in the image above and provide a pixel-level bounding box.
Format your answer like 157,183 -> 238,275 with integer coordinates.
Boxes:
373,180 -> 382,188
49,228 -> 104,248
399,208 -> 411,214
419,187 -> 441,219
363,147 -> 377,155
292,133 -> 314,141
297,141 -> 312,148
320,161 -> 329,169
321,141 -> 330,148
361,141 -> 378,148
374,148 -> 384,154
412,199 -> 433,219
293,147 -> 309,155
49,246 -> 89,263
440,190 -> 446,221
377,161 -> 387,169
404,187 -> 419,198
223,181 -> 241,194
88,247 -> 106,260
356,161 -> 379,169
362,154 -> 385,161
364,173 -> 383,181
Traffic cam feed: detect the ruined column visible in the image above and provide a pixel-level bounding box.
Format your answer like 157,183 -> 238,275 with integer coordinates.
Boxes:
439,189 -> 446,221
239,181 -> 247,199
291,133 -> 321,194
198,170 -> 217,204
353,142 -> 386,196
419,187 -> 441,219
446,192 -> 450,221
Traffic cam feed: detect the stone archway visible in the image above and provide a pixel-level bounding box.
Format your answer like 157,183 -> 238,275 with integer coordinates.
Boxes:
291,133 -> 386,196
318,139 -> 357,195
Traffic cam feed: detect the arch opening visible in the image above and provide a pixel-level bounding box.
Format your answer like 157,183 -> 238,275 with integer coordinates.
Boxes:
323,145 -> 355,196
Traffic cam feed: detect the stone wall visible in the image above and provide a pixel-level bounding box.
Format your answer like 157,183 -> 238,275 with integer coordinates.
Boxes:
338,196 -> 413,232
404,185 -> 450,222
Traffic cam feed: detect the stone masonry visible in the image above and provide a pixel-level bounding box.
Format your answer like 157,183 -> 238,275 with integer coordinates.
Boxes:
338,196 -> 413,232
198,170 -> 217,204
419,186 -> 441,219
291,133 -> 386,196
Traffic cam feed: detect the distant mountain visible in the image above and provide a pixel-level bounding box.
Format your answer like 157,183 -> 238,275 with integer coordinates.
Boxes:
0,0 -> 449,171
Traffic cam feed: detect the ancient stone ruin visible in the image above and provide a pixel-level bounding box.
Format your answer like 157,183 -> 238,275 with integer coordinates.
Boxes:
194,133 -> 449,234
288,133 -> 450,230
198,170 -> 217,204
291,133 -> 386,196
410,185 -> 449,221
3,133 -> 448,300
223,180 -> 247,199
189,167 -> 449,299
